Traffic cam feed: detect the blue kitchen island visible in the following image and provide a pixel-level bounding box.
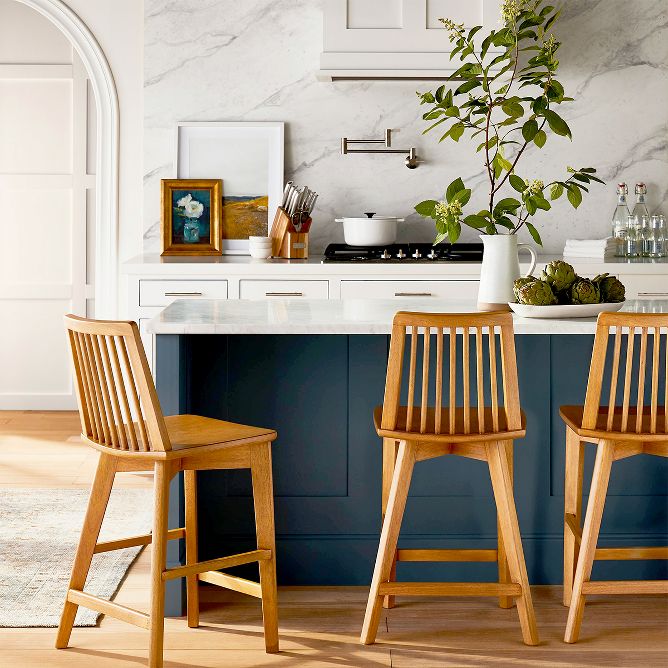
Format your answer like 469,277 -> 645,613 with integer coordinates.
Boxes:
151,299 -> 668,615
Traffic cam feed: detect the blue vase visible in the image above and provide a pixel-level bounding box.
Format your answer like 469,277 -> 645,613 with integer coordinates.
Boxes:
183,219 -> 200,243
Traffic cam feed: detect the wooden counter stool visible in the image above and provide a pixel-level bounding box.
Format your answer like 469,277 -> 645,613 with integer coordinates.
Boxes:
361,311 -> 539,647
57,315 -> 279,668
561,312 -> 668,644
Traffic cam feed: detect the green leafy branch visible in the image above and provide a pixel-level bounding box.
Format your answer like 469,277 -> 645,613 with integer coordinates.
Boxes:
415,1 -> 603,244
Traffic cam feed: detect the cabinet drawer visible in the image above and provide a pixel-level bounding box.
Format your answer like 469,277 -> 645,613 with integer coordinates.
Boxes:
340,280 -> 479,300
623,275 -> 668,299
139,280 -> 228,307
239,280 -> 329,299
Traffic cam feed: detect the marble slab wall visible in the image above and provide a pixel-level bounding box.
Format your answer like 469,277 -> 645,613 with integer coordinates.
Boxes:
144,0 -> 668,254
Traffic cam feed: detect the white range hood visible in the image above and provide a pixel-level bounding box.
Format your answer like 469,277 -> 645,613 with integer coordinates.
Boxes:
317,0 -> 503,82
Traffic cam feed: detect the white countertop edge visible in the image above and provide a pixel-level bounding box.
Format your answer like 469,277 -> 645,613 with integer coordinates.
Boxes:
145,298 -> 664,336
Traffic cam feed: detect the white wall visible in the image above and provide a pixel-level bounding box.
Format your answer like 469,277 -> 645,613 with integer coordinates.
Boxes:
143,0 -> 668,254
62,0 -> 144,266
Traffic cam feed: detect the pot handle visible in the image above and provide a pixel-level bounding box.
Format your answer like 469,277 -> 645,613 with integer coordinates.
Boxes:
517,244 -> 537,277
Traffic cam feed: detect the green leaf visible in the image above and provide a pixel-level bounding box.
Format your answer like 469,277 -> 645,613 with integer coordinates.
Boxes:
453,188 -> 472,206
502,101 -> 524,118
449,122 -> 466,142
434,231 -> 448,245
446,178 -> 466,203
522,119 -> 539,142
455,79 -> 481,95
509,174 -> 527,193
448,220 -> 462,243
415,200 -> 438,217
525,198 -> 537,215
534,195 -> 551,211
566,184 -> 582,208
542,109 -> 572,139
463,214 -> 489,229
550,183 -> 564,200
534,130 -> 547,148
494,198 -> 522,216
526,222 -> 543,245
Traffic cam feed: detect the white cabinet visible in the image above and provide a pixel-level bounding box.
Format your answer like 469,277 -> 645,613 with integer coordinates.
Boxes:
139,279 -> 228,307
240,280 -> 329,300
340,280 -> 479,300
318,0 -> 503,80
623,275 -> 668,300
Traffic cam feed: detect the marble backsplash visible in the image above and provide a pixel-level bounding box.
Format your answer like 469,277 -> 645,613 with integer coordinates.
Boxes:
143,0 -> 668,255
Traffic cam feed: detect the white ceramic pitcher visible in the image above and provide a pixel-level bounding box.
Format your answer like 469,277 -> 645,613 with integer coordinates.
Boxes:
477,234 -> 537,310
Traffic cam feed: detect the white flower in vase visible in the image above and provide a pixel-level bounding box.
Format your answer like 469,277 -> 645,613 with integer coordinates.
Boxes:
183,198 -> 204,219
177,193 -> 193,207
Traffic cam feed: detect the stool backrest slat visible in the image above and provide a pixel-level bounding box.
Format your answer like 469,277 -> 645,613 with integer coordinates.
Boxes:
64,315 -> 172,452
381,312 -> 521,436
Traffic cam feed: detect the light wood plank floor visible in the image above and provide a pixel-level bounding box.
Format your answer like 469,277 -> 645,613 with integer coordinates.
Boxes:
1,411 -> 667,667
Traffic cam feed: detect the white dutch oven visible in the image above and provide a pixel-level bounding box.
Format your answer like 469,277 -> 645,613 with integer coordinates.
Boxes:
335,213 -> 404,246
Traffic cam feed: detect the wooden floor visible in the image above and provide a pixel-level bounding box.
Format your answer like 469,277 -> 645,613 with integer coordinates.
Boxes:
1,411 -> 667,667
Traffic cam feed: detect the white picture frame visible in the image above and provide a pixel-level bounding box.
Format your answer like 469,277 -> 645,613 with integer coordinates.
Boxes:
175,121 -> 284,254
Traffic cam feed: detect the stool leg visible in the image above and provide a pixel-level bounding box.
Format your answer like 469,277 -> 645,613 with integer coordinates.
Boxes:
184,469 -> 199,628
497,440 -> 514,609
56,454 -> 116,649
565,440 -> 614,644
361,440 -> 416,645
486,441 -> 539,646
149,462 -> 170,668
381,438 -> 398,610
250,442 -> 279,654
563,428 -> 585,607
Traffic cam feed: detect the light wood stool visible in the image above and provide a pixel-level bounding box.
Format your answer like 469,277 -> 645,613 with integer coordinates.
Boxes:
361,312 -> 539,647
561,311 -> 668,643
56,315 -> 279,668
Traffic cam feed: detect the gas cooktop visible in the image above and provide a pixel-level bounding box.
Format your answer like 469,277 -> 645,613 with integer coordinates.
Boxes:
322,243 -> 484,263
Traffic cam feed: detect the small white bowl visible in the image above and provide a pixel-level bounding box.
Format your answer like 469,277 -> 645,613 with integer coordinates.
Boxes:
249,247 -> 272,259
249,236 -> 272,244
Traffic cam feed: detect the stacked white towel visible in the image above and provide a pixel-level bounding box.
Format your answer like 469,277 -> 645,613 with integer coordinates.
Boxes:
563,237 -> 616,259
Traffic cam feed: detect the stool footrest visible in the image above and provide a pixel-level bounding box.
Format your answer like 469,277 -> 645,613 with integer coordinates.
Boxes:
94,528 -> 185,554
595,547 -> 668,561
582,580 -> 668,595
377,582 -> 522,597
163,549 -> 271,581
397,549 -> 498,563
67,589 -> 150,629
199,570 -> 262,598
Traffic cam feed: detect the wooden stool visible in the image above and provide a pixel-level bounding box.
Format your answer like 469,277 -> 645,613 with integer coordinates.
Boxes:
56,315 -> 279,668
361,312 -> 539,647
561,312 -> 668,644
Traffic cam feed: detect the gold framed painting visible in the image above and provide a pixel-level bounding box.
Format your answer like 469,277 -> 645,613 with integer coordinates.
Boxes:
160,179 -> 222,256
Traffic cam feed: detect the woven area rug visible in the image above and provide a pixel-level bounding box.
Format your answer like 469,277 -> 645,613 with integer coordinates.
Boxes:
0,487 -> 152,627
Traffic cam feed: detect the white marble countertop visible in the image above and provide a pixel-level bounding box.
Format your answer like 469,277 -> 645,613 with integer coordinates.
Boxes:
124,253 -> 668,277
149,298 -> 668,336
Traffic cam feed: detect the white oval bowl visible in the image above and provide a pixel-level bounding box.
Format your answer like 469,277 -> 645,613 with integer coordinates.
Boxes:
508,302 -> 625,319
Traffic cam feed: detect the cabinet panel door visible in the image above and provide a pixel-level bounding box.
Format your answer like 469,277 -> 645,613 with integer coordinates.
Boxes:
623,275 -> 668,300
139,279 -> 228,306
239,280 -> 329,299
340,280 -> 479,300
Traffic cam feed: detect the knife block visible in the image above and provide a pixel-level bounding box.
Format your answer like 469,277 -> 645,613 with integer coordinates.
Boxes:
270,207 -> 309,259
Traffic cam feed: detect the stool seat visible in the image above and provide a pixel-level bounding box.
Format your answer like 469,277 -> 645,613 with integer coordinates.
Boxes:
560,405 -> 668,442
374,406 -> 526,443
166,414 -> 276,450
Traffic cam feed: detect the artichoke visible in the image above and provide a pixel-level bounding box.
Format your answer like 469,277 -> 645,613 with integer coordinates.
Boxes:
570,278 -> 601,305
594,274 -> 626,303
541,260 -> 577,292
513,276 -> 539,302
517,280 -> 557,306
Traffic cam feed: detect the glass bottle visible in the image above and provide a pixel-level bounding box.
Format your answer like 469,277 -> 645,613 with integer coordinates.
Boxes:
626,213 -> 641,258
647,214 -> 667,258
611,183 -> 630,257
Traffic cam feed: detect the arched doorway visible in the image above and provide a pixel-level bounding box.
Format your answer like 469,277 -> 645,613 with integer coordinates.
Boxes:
17,0 -> 119,317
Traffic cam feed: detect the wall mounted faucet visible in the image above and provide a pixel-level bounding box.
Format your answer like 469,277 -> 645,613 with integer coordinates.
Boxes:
341,129 -> 419,169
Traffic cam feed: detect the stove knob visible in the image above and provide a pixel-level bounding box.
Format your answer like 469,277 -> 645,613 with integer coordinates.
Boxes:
427,249 -> 438,260
380,249 -> 392,260
412,249 -> 422,259
396,249 -> 407,259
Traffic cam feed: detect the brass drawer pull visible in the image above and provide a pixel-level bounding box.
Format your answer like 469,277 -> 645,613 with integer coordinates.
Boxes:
394,292 -> 433,297
164,292 -> 203,297
265,291 -> 304,297
638,292 -> 668,297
